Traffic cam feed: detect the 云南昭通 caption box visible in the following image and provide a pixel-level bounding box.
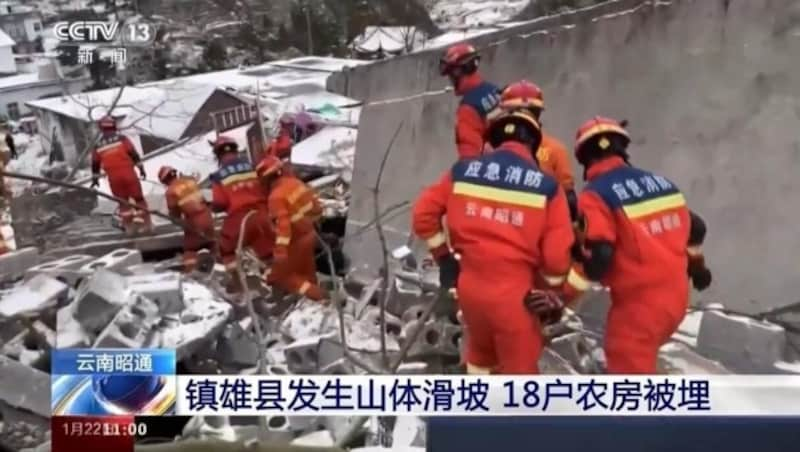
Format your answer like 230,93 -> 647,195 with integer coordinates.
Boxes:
174,375 -> 800,416
51,348 -> 176,416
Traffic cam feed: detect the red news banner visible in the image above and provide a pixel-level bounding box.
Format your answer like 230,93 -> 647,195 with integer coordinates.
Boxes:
52,416 -> 144,452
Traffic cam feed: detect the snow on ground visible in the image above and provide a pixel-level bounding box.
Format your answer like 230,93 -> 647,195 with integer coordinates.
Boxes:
420,28 -> 503,50
292,126 -> 357,178
430,0 -> 529,28
5,134 -> 48,195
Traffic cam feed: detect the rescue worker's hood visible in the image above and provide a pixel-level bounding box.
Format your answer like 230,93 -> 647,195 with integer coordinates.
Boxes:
455,72 -> 484,96
585,155 -> 628,181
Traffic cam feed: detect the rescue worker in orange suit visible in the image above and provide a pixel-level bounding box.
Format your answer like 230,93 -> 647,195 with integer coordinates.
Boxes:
412,81 -> 574,374
512,81 -> 577,218
158,166 -> 215,273
209,136 -> 275,293
256,155 -> 326,301
439,43 -> 501,160
265,117 -> 294,163
559,116 -> 712,374
91,116 -> 152,235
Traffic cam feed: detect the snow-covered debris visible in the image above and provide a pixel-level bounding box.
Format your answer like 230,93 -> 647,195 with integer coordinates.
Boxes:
430,0 -> 529,28
351,26 -> 427,55
292,126 -> 357,173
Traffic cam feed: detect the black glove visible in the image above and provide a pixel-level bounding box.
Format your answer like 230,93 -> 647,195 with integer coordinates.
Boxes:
688,255 -> 712,291
437,253 -> 460,295
524,290 -> 565,325
138,166 -> 146,179
91,177 -> 99,188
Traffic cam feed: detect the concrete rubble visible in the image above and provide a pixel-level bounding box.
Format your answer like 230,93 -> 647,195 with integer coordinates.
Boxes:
4,238 -> 800,450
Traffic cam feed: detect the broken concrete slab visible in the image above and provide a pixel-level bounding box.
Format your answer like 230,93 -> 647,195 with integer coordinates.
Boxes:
263,415 -> 294,443
773,361 -> 800,374
0,354 -> 50,417
392,417 -> 425,448
0,274 -> 68,318
321,357 -> 356,375
159,292 -> 232,360
78,248 -> 143,273
24,254 -> 93,287
72,269 -> 133,335
397,362 -> 429,374
697,307 -> 787,372
539,348 -> 580,374
216,323 -> 259,368
658,342 -> 731,374
292,430 -> 335,447
284,332 -> 337,373
126,271 -> 185,314
93,295 -> 161,348
281,302 -> 339,341
547,332 -> 597,373
0,247 -> 39,283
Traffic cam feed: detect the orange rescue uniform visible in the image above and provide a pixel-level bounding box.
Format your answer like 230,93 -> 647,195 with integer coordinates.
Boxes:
210,154 -> 275,272
564,156 -> 690,373
91,134 -> 151,229
536,133 -> 575,191
454,73 -> 501,160
413,141 -> 574,374
266,173 -> 324,300
266,129 -> 293,162
165,175 -> 215,272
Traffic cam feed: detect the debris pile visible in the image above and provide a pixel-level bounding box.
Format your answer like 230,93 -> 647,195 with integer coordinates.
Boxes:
1,227 -> 800,450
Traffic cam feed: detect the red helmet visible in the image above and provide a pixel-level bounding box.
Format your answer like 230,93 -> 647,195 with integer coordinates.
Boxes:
255,154 -> 283,179
574,116 -> 630,162
484,107 -> 542,151
440,43 -> 479,76
98,115 -> 116,131
210,135 -> 238,155
157,165 -> 177,184
498,80 -> 544,111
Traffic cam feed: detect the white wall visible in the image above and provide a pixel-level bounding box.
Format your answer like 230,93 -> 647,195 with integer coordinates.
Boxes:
22,17 -> 42,42
0,44 -> 14,73
1,77 -> 91,118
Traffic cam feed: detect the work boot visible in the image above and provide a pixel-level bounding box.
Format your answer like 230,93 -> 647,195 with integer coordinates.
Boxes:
196,249 -> 215,273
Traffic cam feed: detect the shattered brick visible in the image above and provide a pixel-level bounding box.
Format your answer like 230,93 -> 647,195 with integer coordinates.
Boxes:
216,323 -> 259,368
320,357 -> 355,374
284,333 -> 337,373
657,342 -> 731,374
263,415 -> 293,443
397,361 -> 429,374
126,271 -> 185,314
324,416 -> 361,445
72,269 -> 133,334
159,294 -> 232,360
94,296 -> 160,348
0,247 -> 39,283
0,274 -> 68,318
401,304 -> 427,324
292,430 -> 335,447
24,254 -> 93,287
79,248 -> 143,273
0,354 -> 51,417
697,308 -> 787,372
547,332 -> 595,372
392,417 -> 426,448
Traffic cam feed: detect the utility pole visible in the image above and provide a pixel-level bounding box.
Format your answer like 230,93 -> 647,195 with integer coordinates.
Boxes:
252,80 -> 266,163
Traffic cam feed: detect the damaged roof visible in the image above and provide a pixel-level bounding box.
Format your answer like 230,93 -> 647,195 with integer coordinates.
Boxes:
25,81 -> 229,141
